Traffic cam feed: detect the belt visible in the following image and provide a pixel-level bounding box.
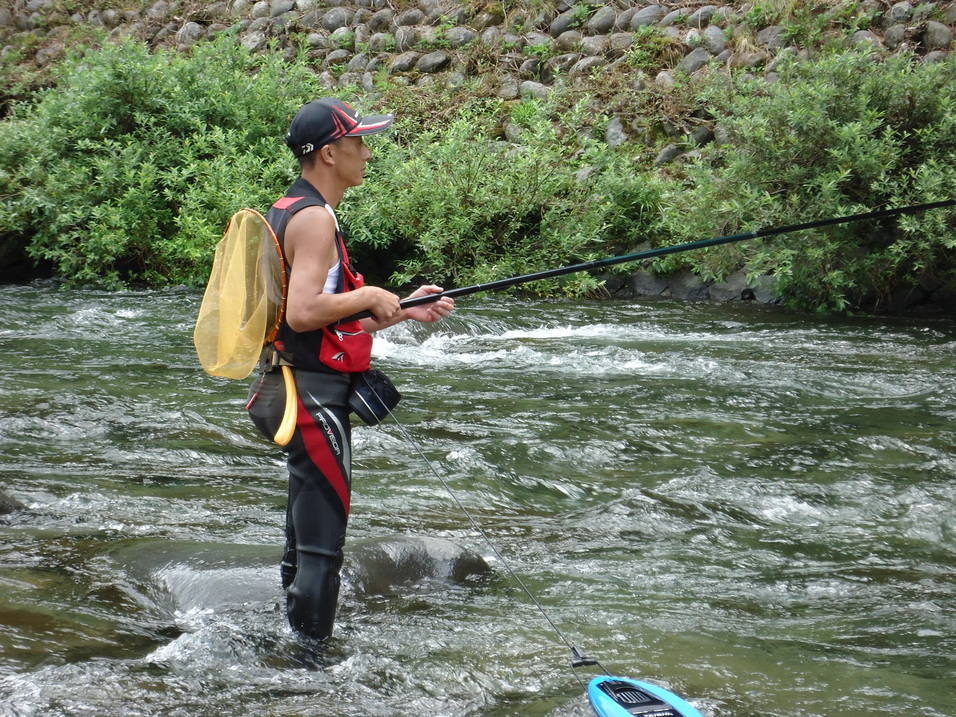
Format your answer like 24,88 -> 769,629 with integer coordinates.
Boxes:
260,346 -> 294,372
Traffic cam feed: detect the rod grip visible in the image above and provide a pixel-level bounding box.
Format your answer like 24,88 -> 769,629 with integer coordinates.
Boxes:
337,292 -> 448,324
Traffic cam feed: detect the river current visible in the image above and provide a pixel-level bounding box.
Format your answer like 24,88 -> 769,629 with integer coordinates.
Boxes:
0,283 -> 953,717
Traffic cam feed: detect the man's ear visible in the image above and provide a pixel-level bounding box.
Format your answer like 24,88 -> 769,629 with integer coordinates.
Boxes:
317,143 -> 336,166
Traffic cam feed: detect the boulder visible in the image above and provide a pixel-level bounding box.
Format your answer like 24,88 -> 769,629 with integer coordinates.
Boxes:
549,9 -> 579,36
416,50 -> 450,72
702,25 -> 726,54
389,50 -> 421,72
240,29 -> 267,51
605,116 -> 627,147
632,5 -> 668,28
681,47 -> 711,73
397,9 -> 423,27
687,5 -> 716,28
321,6 -> 353,30
852,30 -> 881,49
0,492 -> 25,516
445,26 -> 477,48
555,29 -> 582,51
922,20 -> 953,49
628,270 -> 669,297
757,25 -> 787,51
570,55 -> 605,76
367,8 -> 392,31
654,143 -> 682,166
587,6 -> 617,35
270,0 -> 295,17
886,1 -> 913,24
322,48 -> 349,68
520,79 -> 549,100
175,21 -> 204,45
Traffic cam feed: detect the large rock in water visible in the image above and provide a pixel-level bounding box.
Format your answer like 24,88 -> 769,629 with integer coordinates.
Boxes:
0,491 -> 26,516
344,535 -> 491,595
108,535 -> 491,614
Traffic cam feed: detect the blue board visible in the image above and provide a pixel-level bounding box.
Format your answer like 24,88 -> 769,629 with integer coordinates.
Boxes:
588,676 -> 704,717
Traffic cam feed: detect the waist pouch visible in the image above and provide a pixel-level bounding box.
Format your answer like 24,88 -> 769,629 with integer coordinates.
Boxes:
349,369 -> 401,426
246,370 -> 283,444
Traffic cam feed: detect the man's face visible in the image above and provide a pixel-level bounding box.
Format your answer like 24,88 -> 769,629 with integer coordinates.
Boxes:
329,136 -> 372,188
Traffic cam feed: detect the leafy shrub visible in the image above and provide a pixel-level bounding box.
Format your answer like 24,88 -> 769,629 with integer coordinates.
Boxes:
343,96 -> 668,297
658,50 -> 956,311
345,98 -> 578,292
1,32 -> 953,313
0,36 -> 320,286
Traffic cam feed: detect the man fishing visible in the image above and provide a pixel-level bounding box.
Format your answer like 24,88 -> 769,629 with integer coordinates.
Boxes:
245,97 -> 455,642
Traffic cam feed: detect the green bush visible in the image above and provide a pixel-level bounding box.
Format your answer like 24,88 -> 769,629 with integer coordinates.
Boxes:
343,96 -> 668,297
0,35 -> 670,296
1,33 -> 953,312
0,36 -> 319,286
657,50 -> 956,311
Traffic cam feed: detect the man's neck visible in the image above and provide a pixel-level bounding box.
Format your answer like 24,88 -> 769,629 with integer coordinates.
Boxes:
300,166 -> 344,209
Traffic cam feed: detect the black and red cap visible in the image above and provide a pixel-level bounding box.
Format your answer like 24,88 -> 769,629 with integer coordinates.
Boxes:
285,98 -> 394,158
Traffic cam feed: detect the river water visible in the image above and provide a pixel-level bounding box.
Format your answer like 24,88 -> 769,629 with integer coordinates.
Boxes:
0,283 -> 953,717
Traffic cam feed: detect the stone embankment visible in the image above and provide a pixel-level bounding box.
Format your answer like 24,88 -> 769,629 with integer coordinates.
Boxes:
4,1 -> 954,164
3,0 -> 954,164
4,2 -> 954,94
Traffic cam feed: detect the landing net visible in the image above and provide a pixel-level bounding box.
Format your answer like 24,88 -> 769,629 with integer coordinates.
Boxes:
193,208 -> 285,379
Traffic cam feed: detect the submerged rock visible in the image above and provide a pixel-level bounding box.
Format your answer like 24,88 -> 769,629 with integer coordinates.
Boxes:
0,491 -> 26,516
344,535 -> 491,595
109,535 -> 490,615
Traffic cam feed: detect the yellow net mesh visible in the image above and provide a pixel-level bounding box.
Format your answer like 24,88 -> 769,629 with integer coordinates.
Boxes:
194,209 -> 285,379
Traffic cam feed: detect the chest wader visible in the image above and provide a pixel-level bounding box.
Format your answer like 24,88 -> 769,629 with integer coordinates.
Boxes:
245,177 -> 371,643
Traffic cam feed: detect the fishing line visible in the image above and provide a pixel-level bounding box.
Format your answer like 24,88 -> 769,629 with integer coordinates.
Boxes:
372,380 -> 706,717
367,372 -> 606,691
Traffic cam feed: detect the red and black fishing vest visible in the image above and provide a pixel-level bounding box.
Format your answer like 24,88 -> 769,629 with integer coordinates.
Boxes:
266,177 -> 373,374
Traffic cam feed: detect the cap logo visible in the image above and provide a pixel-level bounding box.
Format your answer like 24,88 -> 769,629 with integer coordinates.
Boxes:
330,107 -> 358,141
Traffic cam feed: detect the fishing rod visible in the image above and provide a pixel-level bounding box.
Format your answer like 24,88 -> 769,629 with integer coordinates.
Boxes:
362,373 -> 706,717
341,198 -> 955,323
